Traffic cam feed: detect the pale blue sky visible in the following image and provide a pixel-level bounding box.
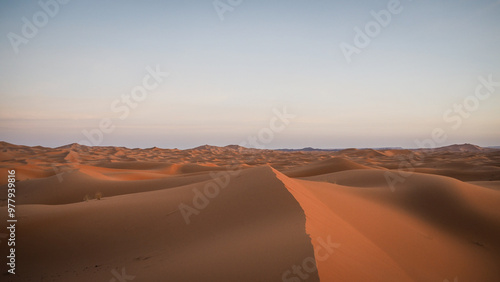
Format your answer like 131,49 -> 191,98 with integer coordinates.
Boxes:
1,0 -> 499,149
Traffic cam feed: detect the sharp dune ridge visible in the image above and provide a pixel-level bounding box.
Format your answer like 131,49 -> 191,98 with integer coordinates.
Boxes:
1,142 -> 500,281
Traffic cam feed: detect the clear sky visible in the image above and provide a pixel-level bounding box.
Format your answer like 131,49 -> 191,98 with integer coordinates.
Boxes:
1,0 -> 499,149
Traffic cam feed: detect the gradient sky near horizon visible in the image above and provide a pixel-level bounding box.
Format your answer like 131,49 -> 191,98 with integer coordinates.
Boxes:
1,0 -> 499,149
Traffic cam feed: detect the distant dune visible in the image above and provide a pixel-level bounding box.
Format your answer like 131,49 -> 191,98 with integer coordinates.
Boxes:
426,143 -> 484,152
283,157 -> 372,177
1,142 -> 500,281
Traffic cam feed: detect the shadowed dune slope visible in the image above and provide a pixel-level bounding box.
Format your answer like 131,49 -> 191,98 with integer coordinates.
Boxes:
0,166 -> 318,282
3,167 -> 235,205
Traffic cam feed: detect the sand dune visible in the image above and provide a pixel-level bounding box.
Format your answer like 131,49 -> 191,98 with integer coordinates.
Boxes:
1,142 -> 500,281
2,166 -> 317,282
280,170 -> 500,281
283,157 -> 372,178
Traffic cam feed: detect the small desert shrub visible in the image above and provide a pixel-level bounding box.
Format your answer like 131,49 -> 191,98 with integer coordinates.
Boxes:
83,194 -> 90,202
94,192 -> 103,200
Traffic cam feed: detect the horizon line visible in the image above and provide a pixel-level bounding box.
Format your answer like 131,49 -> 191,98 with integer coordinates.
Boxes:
1,140 -> 499,151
